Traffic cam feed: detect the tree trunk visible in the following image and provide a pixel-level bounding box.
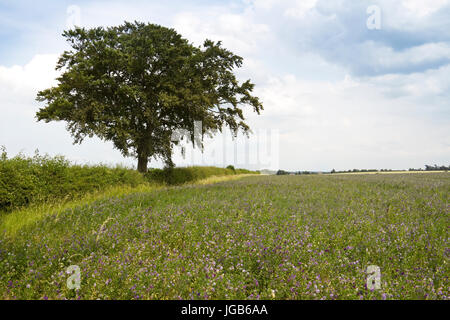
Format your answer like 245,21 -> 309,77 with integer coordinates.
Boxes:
137,153 -> 148,173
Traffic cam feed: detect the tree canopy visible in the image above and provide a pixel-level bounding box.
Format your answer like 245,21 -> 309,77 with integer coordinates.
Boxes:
36,21 -> 263,172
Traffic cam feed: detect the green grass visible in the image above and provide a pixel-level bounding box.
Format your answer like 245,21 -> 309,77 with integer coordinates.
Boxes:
0,183 -> 160,237
0,173 -> 448,300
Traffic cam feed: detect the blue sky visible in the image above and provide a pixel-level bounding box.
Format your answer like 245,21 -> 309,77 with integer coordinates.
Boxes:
0,0 -> 449,171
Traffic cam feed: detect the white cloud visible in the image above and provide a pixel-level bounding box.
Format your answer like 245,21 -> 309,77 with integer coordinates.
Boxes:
401,0 -> 449,17
245,71 -> 450,170
0,54 -> 59,92
172,8 -> 271,56
283,0 -> 318,18
0,54 -> 139,168
369,63 -> 450,99
351,41 -> 450,75
0,54 -> 59,121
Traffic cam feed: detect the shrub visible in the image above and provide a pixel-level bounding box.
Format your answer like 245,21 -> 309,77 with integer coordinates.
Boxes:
145,166 -> 237,185
235,168 -> 255,174
0,149 -> 145,212
226,165 -> 236,172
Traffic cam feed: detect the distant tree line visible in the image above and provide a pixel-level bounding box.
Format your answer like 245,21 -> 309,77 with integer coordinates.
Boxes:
276,170 -> 318,175
330,169 -> 386,174
276,164 -> 449,176
410,165 -> 450,171
330,165 -> 449,174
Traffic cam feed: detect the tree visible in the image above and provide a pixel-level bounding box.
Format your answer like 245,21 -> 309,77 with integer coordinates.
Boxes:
226,165 -> 236,172
36,21 -> 263,172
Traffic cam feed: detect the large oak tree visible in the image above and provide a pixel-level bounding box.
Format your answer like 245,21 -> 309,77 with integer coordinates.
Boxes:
36,21 -> 263,172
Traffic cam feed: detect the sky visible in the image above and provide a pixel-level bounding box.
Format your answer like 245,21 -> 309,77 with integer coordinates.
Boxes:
0,0 -> 449,171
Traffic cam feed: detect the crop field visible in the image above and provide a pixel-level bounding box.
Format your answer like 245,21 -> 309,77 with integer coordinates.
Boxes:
0,173 -> 448,300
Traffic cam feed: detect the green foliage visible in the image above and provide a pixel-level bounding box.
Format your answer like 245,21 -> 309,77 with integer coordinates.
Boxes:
0,150 -> 144,212
235,168 -> 256,174
146,166 -> 240,185
226,165 -> 235,172
36,21 -> 263,172
425,164 -> 450,171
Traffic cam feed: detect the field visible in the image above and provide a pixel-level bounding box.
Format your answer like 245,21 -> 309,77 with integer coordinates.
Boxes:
0,173 -> 448,300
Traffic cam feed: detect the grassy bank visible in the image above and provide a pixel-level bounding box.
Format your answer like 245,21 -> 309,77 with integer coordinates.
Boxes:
0,149 -> 258,214
0,174 -> 255,237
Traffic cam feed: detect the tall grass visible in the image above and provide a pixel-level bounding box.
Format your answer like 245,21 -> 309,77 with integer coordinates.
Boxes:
0,183 -> 160,237
0,174 -> 255,237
